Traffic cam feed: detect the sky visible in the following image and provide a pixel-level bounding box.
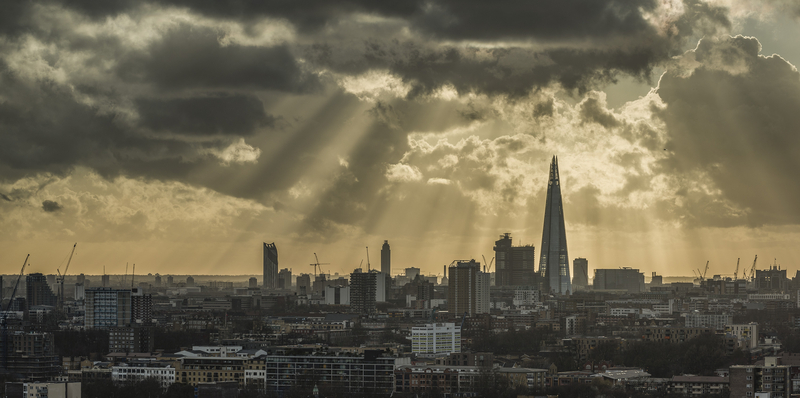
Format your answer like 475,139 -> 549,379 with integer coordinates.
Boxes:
2,0 -> 800,279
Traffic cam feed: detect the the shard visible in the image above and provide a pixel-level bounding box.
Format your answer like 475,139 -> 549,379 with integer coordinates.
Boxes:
539,156 -> 571,294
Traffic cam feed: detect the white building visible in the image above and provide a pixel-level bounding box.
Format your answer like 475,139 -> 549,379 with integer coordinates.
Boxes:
190,345 -> 243,357
411,323 -> 461,356
324,285 -> 350,305
684,312 -> 732,331
513,290 -> 540,307
24,382 -> 81,398
112,361 -> 175,388
725,322 -> 759,349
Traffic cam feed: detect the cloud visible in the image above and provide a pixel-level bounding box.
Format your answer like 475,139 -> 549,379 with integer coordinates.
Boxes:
42,200 -> 62,212
136,94 -> 275,136
386,164 -> 423,182
656,35 -> 800,226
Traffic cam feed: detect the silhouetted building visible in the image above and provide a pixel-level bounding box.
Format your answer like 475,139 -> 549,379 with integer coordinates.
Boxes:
593,268 -> 644,293
186,276 -> 195,287
131,288 -> 152,324
539,156 -> 571,294
85,288 -> 131,329
447,260 -> 489,317
572,258 -> 589,290
296,274 -> 311,295
109,325 -> 154,353
263,242 -> 278,290
278,268 -> 292,289
248,277 -> 257,288
350,269 -> 377,315
494,233 -> 536,286
166,275 -> 173,286
26,273 -> 57,307
756,262 -> 789,292
102,274 -> 110,287
381,240 -> 391,276
76,274 -> 85,285
0,332 -> 60,381
154,274 -> 161,287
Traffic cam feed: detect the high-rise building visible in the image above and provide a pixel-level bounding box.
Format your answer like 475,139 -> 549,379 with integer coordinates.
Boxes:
296,274 -> 311,295
593,268 -> 645,293
131,288 -> 152,324
186,276 -> 195,287
248,277 -> 257,288
166,275 -> 173,286
76,274 -> 85,285
381,240 -> 391,275
447,260 -> 489,317
572,258 -> 589,290
154,274 -> 161,287
350,269 -> 377,315
263,242 -> 278,290
26,273 -> 58,307
278,268 -> 292,289
493,233 -> 536,286
85,288 -> 132,329
102,274 -> 110,288
538,156 -> 571,294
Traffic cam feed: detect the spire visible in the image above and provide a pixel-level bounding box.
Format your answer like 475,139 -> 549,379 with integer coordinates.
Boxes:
539,155 -> 571,295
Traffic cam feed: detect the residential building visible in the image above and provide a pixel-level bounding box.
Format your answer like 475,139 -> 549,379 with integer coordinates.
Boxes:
324,285 -> 350,305
23,382 -> 81,398
84,288 -> 132,329
263,242 -> 278,290
513,289 -> 540,307
277,268 -> 292,289
668,376 -> 729,396
411,323 -> 461,356
539,156 -> 571,294
263,351 -> 398,395
685,312 -> 732,331
593,268 -> 645,293
730,357 -> 792,398
131,288 -> 152,324
725,323 -> 759,350
642,327 -> 715,343
26,273 -> 57,307
112,360 -> 175,388
350,269 -> 377,315
493,233 -> 536,286
447,260 -> 489,316
2,332 -> 61,381
109,326 -> 154,353
176,357 -> 247,386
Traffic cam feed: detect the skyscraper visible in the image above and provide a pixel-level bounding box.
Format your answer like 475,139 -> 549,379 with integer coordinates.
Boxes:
493,233 -> 536,286
572,258 -> 588,290
381,240 -> 391,275
447,260 -> 489,317
263,242 -> 278,290
26,273 -> 58,307
349,269 -> 377,315
538,156 -> 571,294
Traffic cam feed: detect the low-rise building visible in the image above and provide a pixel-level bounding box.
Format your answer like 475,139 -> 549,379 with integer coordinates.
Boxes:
669,375 -> 729,396
112,361 -> 175,388
411,323 -> 461,356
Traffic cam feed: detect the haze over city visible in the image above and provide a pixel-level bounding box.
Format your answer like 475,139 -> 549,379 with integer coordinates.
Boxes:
3,0 -> 800,278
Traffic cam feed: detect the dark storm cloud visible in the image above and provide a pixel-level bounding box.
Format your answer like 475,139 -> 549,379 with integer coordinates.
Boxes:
657,35 -> 800,226
579,93 -> 621,128
117,25 -> 319,92
42,200 -> 62,212
136,94 -> 275,136
0,193 -> 11,201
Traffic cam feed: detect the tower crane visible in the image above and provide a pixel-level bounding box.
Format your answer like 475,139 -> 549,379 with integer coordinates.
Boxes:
702,261 -> 710,280
310,253 -> 329,278
3,254 -> 29,372
748,255 -> 758,281
366,247 -> 371,272
481,255 -> 495,273
56,243 -> 77,309
733,258 -> 740,280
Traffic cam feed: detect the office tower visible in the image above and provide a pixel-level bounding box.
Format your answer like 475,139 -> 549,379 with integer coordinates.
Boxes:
76,274 -> 85,285
131,288 -> 153,324
373,270 -> 387,302
84,288 -> 132,329
350,269 -> 377,315
405,267 -> 421,281
278,268 -> 292,289
493,233 -> 536,286
102,274 -> 110,288
26,273 -> 58,307
296,274 -> 311,295
538,156 -> 571,294
154,274 -> 161,287
186,276 -> 195,287
74,283 -> 85,301
381,240 -> 391,275
263,242 -> 278,290
447,260 -> 489,317
411,323 -> 461,355
572,258 -> 589,290
593,268 -> 645,293
249,277 -> 257,288
324,285 -> 350,305
167,275 -> 173,286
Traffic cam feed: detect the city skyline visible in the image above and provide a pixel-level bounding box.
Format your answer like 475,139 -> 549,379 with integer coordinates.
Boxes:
4,2 -> 800,278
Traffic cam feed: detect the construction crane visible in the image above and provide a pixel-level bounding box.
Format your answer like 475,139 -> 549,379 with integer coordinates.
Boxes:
366,247 -> 371,272
310,253 -> 329,278
702,261 -> 710,280
131,264 -> 135,289
748,255 -> 758,281
481,255 -> 496,273
3,254 -> 29,372
56,243 -> 77,309
733,258 -> 740,280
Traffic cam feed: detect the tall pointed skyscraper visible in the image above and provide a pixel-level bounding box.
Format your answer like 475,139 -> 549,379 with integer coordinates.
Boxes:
538,156 -> 571,294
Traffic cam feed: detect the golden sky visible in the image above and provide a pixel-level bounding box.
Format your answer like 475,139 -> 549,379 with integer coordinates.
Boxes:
2,1 -> 800,279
